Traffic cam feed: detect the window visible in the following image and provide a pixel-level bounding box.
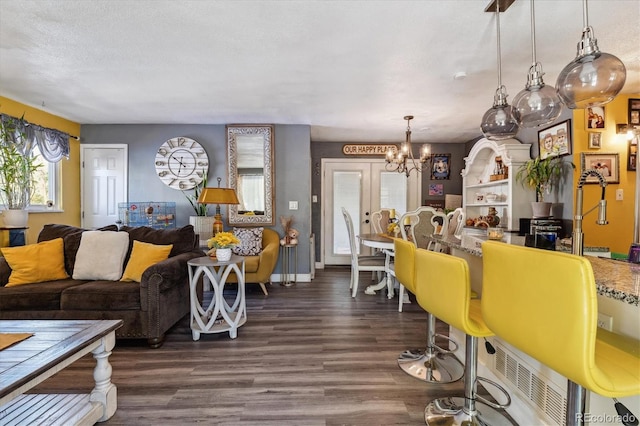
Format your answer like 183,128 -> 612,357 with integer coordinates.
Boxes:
29,145 -> 60,211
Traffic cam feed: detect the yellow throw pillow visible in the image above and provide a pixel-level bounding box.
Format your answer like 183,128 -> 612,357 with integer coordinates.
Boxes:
120,240 -> 173,282
2,238 -> 69,287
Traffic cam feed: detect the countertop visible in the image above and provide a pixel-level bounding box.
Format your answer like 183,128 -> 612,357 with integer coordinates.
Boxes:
429,233 -> 640,307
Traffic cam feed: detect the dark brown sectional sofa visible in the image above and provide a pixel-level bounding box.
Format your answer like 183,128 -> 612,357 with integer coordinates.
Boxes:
0,224 -> 204,348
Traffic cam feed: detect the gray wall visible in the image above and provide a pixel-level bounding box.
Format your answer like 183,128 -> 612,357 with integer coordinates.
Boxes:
80,123 -> 312,276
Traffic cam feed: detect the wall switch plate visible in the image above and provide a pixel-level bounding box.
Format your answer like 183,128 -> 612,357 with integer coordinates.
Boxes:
312,195 -> 318,203
616,189 -> 623,200
289,201 -> 298,210
597,312 -> 613,331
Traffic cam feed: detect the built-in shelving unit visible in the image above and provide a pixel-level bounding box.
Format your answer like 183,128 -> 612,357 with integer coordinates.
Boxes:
462,138 -> 534,232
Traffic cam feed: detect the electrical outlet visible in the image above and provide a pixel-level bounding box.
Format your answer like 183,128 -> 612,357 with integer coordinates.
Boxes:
597,313 -> 613,331
616,189 -> 623,200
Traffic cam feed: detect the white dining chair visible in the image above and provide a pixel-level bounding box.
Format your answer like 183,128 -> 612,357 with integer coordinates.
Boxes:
370,209 -> 391,234
446,207 -> 465,239
341,208 -> 387,298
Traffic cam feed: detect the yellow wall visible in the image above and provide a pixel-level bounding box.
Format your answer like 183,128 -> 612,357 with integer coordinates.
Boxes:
0,96 -> 81,243
572,94 -> 639,254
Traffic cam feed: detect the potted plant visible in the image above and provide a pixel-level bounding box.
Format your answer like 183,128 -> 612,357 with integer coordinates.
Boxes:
0,116 -> 41,226
516,155 -> 574,218
184,172 -> 215,246
206,231 -> 240,261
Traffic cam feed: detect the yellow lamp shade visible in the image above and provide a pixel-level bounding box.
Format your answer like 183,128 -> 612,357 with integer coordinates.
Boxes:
197,187 -> 239,205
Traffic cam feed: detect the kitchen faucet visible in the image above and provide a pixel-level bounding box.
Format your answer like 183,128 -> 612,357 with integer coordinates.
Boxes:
572,169 -> 608,256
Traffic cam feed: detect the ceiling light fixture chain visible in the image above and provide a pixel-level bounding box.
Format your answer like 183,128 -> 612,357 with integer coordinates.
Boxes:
385,115 -> 431,178
512,0 -> 562,128
480,0 -> 519,140
555,0 -> 626,109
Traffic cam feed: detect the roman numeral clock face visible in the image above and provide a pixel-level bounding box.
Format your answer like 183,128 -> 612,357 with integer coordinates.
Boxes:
155,137 -> 209,190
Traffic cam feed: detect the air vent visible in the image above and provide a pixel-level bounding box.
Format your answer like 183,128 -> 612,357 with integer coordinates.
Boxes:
494,345 -> 567,426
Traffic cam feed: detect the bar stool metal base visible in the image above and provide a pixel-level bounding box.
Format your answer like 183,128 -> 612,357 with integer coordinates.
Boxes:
425,397 -> 515,426
397,349 -> 464,383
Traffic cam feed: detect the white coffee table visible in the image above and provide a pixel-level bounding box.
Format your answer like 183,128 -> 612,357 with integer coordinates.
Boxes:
187,255 -> 246,340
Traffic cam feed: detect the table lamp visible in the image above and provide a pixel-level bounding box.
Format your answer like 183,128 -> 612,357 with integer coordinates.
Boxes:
197,177 -> 240,235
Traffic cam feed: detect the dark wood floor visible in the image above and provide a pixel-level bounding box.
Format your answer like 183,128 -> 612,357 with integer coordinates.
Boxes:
31,268 -> 500,425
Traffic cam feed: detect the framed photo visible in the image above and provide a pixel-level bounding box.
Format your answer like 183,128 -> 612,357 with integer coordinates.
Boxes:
428,183 -> 444,196
585,106 -> 605,130
629,98 -> 640,126
588,132 -> 602,149
580,152 -> 619,184
538,119 -> 572,160
629,133 -> 638,171
430,154 -> 451,180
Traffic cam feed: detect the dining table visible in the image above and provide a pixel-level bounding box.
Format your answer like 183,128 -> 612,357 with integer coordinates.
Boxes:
357,233 -> 396,298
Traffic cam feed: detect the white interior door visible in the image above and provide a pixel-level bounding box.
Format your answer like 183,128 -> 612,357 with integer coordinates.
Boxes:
81,144 -> 128,229
322,159 -> 420,265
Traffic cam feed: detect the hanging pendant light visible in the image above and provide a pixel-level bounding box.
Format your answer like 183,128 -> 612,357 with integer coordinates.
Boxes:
512,0 -> 562,127
385,115 -> 431,177
480,0 -> 519,140
556,0 -> 626,109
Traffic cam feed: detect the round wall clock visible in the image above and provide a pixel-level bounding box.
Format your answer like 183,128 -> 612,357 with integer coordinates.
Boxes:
155,137 -> 209,190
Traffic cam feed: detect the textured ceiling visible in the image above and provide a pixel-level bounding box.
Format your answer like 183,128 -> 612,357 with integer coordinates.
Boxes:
1,0 -> 639,144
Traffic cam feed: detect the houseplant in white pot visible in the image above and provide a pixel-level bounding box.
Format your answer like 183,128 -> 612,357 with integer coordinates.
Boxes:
516,155 -> 574,218
184,172 -> 215,247
0,116 -> 41,226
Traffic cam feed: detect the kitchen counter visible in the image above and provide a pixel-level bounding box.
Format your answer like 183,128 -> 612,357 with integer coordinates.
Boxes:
429,233 -> 639,307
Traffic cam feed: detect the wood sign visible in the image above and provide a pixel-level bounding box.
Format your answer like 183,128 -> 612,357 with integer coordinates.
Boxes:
342,144 -> 398,155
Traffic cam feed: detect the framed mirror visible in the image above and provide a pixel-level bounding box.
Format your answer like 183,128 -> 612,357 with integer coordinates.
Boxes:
227,124 -> 275,226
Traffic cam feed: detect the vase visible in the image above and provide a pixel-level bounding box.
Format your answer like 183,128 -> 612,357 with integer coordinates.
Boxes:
216,248 -> 232,262
531,202 -> 553,218
189,216 -> 215,247
2,209 -> 28,227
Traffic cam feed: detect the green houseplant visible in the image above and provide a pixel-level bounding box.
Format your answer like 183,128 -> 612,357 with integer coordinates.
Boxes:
184,172 -> 215,246
516,155 -> 574,217
0,116 -> 42,225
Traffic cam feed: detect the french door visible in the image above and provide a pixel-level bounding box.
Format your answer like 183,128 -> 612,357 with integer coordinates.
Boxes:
322,159 -> 420,265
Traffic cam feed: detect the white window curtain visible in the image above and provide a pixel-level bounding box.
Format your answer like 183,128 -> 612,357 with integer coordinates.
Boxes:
0,114 -> 70,162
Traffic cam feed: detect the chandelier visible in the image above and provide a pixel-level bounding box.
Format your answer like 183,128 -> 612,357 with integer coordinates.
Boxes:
385,115 -> 431,177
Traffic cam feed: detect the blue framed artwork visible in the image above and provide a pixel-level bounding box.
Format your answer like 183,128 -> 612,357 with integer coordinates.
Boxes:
431,154 -> 451,180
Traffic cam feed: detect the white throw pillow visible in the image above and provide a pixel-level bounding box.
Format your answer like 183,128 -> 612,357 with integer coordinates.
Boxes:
73,231 -> 130,280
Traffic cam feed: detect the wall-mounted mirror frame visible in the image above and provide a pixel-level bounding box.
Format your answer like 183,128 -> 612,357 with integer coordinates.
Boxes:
227,124 -> 275,226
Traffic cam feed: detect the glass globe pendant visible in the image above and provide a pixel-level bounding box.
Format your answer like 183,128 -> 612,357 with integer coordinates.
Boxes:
556,0 -> 626,109
480,1 -> 519,140
512,0 -> 562,127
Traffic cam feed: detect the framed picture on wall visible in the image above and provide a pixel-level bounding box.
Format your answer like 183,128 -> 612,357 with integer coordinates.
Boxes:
538,120 -> 572,160
588,132 -> 602,149
430,154 -> 451,180
580,152 -> 619,184
585,106 -> 605,130
629,98 -> 640,126
629,133 -> 638,171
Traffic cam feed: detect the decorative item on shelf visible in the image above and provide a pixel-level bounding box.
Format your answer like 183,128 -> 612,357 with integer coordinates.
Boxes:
487,227 -> 505,241
512,0 -> 562,128
385,116 -> 431,177
489,155 -> 508,181
197,177 -> 240,237
556,0 -> 626,109
279,215 -> 299,245
206,231 -> 240,261
480,0 -> 519,140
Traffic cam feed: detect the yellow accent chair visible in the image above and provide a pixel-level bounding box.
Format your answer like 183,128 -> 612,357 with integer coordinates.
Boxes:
395,238 -> 464,383
415,247 -> 513,425
226,228 -> 279,295
481,241 -> 640,425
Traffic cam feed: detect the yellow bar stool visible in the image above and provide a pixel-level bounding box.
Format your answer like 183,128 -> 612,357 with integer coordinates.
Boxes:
482,241 -> 640,426
395,238 -> 464,383
414,248 -> 513,426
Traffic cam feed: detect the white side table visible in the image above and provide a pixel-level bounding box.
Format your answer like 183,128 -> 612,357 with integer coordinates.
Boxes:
187,255 -> 246,340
